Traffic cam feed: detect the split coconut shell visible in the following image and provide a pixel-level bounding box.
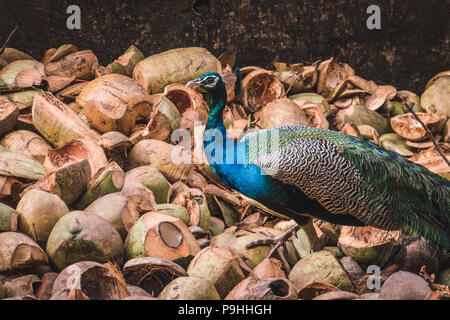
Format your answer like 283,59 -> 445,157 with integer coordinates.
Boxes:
0,60 -> 45,91
258,98 -> 309,129
45,50 -> 98,80
390,112 -> 447,141
225,277 -> 297,300
158,276 -> 220,300
0,130 -> 52,164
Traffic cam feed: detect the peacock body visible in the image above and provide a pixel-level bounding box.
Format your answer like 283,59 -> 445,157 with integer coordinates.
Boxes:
187,72 -> 450,253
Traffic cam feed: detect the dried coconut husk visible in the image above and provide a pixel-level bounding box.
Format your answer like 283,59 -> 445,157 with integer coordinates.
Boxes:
45,50 -> 98,80
228,233 -> 271,269
124,212 -> 200,268
76,74 -> 152,135
379,133 -> 415,157
289,92 -> 331,116
390,112 -> 447,141
241,69 -> 285,112
155,204 -> 190,226
41,76 -> 75,92
35,272 -> 58,300
2,274 -> 41,298
133,47 -> 221,94
0,202 -> 17,232
378,271 -> 432,300
0,151 -> 46,180
0,177 -> 25,206
297,282 -> 340,300
164,83 -> 209,115
364,85 -> 397,111
128,94 -> 181,144
333,104 -> 391,135
186,170 -> 208,190
338,226 -> 401,266
357,124 -> 379,143
333,96 -> 361,110
32,92 -> 100,148
225,277 -> 297,300
302,104 -> 329,129
5,89 -> 42,108
0,130 -> 52,164
221,65 -> 239,102
172,188 -> 211,231
127,139 -> 194,183
406,136 -> 442,149
209,216 -> 225,236
42,44 -> 78,65
0,232 -> 48,272
15,112 -> 37,132
75,161 -> 125,210
16,189 -> 69,245
96,131 -> 132,167
55,82 -> 89,102
43,138 -> 107,178
250,258 -> 286,280
0,96 -> 20,137
52,261 -> 127,300
218,51 -> 237,69
258,98 -> 309,129
0,60 -> 45,91
29,158 -> 91,205
0,48 -> 35,65
46,211 -> 124,270
125,166 -> 170,204
106,45 -> 145,77
443,119 -> 450,143
179,109 -> 209,147
421,75 -> 449,117
409,147 -> 450,176
123,257 -> 187,297
187,246 -> 245,298
317,58 -> 354,100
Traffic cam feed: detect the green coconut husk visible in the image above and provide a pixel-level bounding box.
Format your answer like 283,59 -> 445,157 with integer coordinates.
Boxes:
289,92 -> 331,116
0,96 -> 20,137
0,48 -> 35,64
125,166 -> 170,204
211,233 -> 237,249
0,60 -> 45,91
228,233 -> 271,269
159,276 -> 220,300
46,211 -> 124,270
379,133 -> 415,157
288,250 -> 353,292
421,76 -> 450,117
133,47 -> 221,94
45,50 -> 98,80
155,204 -> 190,226
16,189 -> 69,245
0,202 -> 17,232
76,161 -> 125,210
1,130 -> 52,164
0,151 -> 46,180
209,217 -> 225,236
334,104 -> 392,135
113,45 -> 145,76
187,246 -> 245,298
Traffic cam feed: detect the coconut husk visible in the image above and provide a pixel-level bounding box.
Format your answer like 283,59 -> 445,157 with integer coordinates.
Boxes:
164,84 -> 209,115
379,133 -> 415,157
133,47 -> 221,94
258,98 -> 309,129
390,112 -> 447,141
0,60 -> 45,91
225,277 -> 297,300
42,76 -> 75,92
406,136 -> 442,149
159,276 -> 220,300
42,44 -> 78,65
96,131 -> 133,167
241,69 -> 285,112
35,272 -> 58,300
0,151 -> 46,180
0,96 -> 20,137
409,147 -> 450,175
172,188 -> 211,231
125,166 -> 170,204
0,130 -> 52,164
5,89 -> 42,108
317,58 -> 354,100
333,104 -> 391,135
56,82 -> 89,102
218,51 -> 237,69
364,85 -> 397,111
45,50 -> 98,80
32,92 -> 100,148
0,48 -> 35,64
0,202 -> 17,232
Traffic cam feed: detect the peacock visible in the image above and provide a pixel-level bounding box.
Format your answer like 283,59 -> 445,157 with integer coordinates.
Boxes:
186,71 -> 450,260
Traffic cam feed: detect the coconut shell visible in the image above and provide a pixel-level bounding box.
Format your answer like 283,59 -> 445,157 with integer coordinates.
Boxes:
125,166 -> 170,204
209,216 -> 225,236
45,50 -> 98,80
133,47 -> 221,94
16,189 -> 69,245
158,276 -> 220,300
241,69 -> 285,112
225,277 -> 297,300
164,84 -> 209,115
390,112 -> 447,141
124,212 -> 200,268
334,105 -> 391,135
187,246 -> 245,298
0,96 -> 20,137
112,45 -> 145,76
32,93 -> 100,148
0,48 -> 35,64
250,258 -> 286,280
172,188 -> 211,231
289,92 -> 331,116
409,148 -> 450,175
123,257 -> 187,297
339,256 -> 364,281
127,139 -> 194,183
211,233 -> 237,249
288,250 -> 353,292
35,272 -> 58,300
258,98 -> 309,129
2,274 -> 41,299
46,211 -> 124,270
0,60 -> 45,91
155,204 -> 190,226
0,232 -> 48,272
1,130 -> 52,164
313,290 -> 360,300
436,268 -> 450,286
338,226 -> 401,266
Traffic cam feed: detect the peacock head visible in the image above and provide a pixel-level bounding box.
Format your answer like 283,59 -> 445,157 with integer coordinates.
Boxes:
186,72 -> 228,101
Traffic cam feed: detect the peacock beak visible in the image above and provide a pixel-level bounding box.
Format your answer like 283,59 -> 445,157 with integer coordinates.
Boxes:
186,78 -> 201,88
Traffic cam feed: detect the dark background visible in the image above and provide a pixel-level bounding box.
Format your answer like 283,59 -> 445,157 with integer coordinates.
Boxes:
0,0 -> 448,93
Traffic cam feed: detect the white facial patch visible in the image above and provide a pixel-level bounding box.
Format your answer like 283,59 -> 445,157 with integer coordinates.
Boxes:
204,76 -> 219,88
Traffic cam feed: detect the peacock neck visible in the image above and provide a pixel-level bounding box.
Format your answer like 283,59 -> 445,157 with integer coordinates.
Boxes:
205,94 -> 226,132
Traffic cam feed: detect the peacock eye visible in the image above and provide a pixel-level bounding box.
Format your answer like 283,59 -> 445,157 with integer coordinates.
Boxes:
206,77 -> 215,84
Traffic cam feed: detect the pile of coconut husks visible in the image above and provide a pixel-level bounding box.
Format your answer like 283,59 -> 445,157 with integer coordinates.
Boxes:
0,43 -> 449,300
